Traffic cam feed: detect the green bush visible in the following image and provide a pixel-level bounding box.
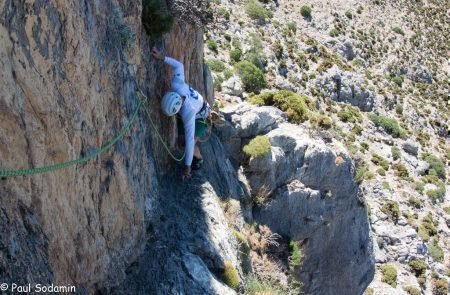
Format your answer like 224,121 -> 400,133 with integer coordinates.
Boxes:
218,7 -> 230,20
243,135 -> 271,158
206,59 -> 226,72
249,90 -> 313,123
402,286 -> 421,295
443,207 -> 450,215
289,240 -> 302,269
369,114 -> 406,138
207,39 -> 218,53
428,239 -> 444,262
229,48 -> 242,63
426,184 -> 446,204
345,10 -> 353,19
415,181 -> 425,193
272,39 -> 283,59
357,5 -> 363,14
300,5 -> 312,18
222,261 -> 239,290
408,196 -> 423,209
418,213 -> 437,241
232,230 -> 250,260
408,259 -> 426,277
391,75 -> 404,87
287,21 -> 297,33
381,201 -> 400,224
245,0 -> 273,20
380,264 -> 397,288
317,115 -> 333,129
213,74 -> 224,91
355,164 -> 374,184
371,154 -> 389,170
234,61 -> 266,93
395,104 -> 403,114
423,154 -> 446,180
392,27 -> 405,35
391,146 -> 401,160
338,106 -> 363,123
329,28 -> 340,37
433,279 -> 448,295
245,275 -> 285,295
142,0 -> 173,37
393,162 -> 409,179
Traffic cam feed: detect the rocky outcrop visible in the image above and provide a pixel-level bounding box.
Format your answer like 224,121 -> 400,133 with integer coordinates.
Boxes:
242,123 -> 375,295
217,102 -> 287,164
317,66 -> 375,111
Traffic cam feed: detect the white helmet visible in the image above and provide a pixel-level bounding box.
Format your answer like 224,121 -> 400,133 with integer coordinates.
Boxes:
161,92 -> 182,116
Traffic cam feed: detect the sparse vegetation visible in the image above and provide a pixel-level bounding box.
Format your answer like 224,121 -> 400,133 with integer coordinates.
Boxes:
391,146 -> 401,160
369,114 -> 406,138
423,154 -> 446,180
380,264 -> 397,288
433,279 -> 448,295
245,0 -> 273,20
338,106 -> 363,123
289,240 -> 302,269
371,154 -> 389,170
300,5 -> 312,18
381,200 -> 400,224
418,213 -> 437,241
222,261 -> 239,290
142,0 -> 173,37
207,38 -> 218,53
249,90 -> 313,123
234,61 -> 266,92
243,135 -> 271,158
403,286 -> 421,295
408,259 -> 426,277
428,239 -> 444,262
206,59 -> 226,72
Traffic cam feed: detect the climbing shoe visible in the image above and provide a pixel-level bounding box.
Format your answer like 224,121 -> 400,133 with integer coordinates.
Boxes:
192,157 -> 204,170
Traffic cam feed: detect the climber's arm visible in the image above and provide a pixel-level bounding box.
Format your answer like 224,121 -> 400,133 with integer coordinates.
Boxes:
151,47 -> 185,83
163,56 -> 185,83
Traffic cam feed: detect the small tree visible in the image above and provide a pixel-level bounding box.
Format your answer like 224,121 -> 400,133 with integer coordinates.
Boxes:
300,5 -> 312,18
234,61 -> 266,92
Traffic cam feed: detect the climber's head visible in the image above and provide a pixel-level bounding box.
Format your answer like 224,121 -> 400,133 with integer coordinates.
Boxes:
161,92 -> 183,116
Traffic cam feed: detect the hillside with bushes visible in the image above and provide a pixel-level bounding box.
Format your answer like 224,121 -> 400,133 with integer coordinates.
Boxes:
205,0 -> 449,293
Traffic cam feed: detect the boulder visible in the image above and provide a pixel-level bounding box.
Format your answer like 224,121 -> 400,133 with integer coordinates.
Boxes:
316,66 -> 375,111
402,140 -> 419,156
222,76 -> 244,97
203,63 -> 215,106
249,123 -> 375,295
216,103 -> 287,164
339,40 -> 355,61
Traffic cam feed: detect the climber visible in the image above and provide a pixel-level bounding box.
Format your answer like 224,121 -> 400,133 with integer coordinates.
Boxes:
151,47 -> 211,181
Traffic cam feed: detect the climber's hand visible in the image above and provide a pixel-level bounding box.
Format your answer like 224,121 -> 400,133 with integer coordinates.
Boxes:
181,165 -> 192,182
151,47 -> 164,61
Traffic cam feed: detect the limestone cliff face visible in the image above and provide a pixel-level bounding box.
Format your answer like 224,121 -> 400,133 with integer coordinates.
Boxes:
0,0 -> 209,292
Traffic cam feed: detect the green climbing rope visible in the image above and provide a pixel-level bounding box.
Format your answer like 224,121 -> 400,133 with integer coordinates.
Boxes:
137,90 -> 185,162
0,87 -> 189,178
0,96 -> 144,178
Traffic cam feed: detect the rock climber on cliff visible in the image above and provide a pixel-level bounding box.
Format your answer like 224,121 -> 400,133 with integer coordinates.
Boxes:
151,47 -> 214,181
